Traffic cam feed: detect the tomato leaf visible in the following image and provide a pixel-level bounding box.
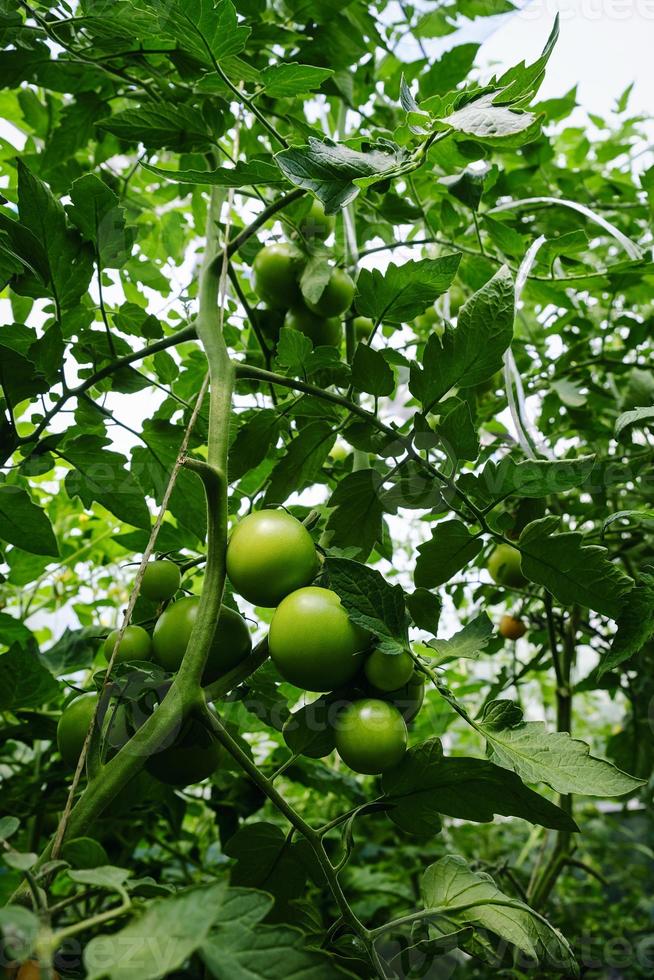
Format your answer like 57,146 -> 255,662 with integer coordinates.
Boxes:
412,266 -> 514,410
326,556 -> 408,655
355,254 -> 461,325
518,517 -> 634,619
420,855 -> 578,975
326,470 -> 384,562
0,484 -> 58,556
480,699 -> 645,796
415,520 -> 483,589
382,738 -> 577,834
275,137 -> 412,213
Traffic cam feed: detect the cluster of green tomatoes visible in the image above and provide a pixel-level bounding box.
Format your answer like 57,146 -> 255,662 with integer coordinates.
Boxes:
57,510 -> 425,788
250,199 -> 374,347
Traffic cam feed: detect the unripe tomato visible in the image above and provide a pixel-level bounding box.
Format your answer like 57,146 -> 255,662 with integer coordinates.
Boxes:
499,614 -> 527,640
146,718 -> 223,786
57,693 -> 98,768
285,303 -> 342,347
329,440 -> 349,463
269,587 -> 369,692
103,624 -> 152,665
387,671 -> 425,722
140,560 -> 181,602
334,698 -> 407,774
251,243 -> 302,309
364,649 -> 414,692
297,199 -> 334,242
353,316 -> 374,340
306,268 -> 355,317
226,510 -> 318,607
488,543 -> 526,588
152,596 -> 252,683
414,306 -> 439,331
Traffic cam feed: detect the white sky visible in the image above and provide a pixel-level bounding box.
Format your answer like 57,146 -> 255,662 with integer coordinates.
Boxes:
482,0 -> 654,118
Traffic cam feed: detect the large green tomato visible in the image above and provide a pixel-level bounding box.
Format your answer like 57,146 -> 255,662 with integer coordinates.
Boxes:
146,718 -> 223,786
488,543 -> 526,588
306,267 -> 355,317
140,560 -> 181,602
152,596 -> 252,683
269,586 -> 369,692
297,199 -> 334,242
57,693 -> 98,768
103,624 -> 152,665
364,649 -> 414,692
226,509 -> 318,607
353,316 -> 374,340
334,698 -> 407,774
285,303 -> 342,348
251,243 -> 303,309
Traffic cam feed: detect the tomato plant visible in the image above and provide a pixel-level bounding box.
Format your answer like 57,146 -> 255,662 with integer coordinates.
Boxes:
0,3 -> 652,978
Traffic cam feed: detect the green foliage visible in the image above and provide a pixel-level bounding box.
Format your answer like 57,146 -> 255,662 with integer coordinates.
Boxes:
0,0 -> 652,977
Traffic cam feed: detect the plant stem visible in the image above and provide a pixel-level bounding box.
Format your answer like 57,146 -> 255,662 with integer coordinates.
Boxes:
529,606 -> 579,909
197,703 -> 374,954
235,363 -> 497,534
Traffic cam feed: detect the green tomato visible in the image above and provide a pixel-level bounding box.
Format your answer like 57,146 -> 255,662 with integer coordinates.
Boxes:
329,440 -> 349,463
297,199 -> 335,242
251,243 -> 303,309
414,306 -> 439,330
103,624 -> 152,665
226,509 -> 318,607
364,649 -> 414,692
353,316 -> 374,340
488,543 -> 526,588
285,303 -> 342,348
57,693 -> 98,768
152,596 -> 252,683
386,670 -> 425,723
140,560 -> 181,602
146,718 -> 223,787
306,267 -> 355,317
334,698 -> 407,774
269,586 -> 369,692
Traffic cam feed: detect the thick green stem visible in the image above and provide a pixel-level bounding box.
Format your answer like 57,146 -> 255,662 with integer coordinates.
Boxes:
198,703 -> 372,948
10,189 -> 237,902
